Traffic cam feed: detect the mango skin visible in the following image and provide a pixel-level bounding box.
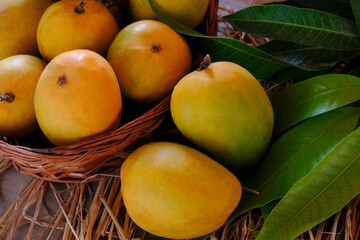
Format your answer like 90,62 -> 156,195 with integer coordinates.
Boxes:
170,62 -> 274,169
107,20 -> 192,104
0,0 -> 54,60
37,0 -> 119,61
121,142 -> 242,239
129,0 -> 210,29
34,49 -> 122,146
0,55 -> 46,137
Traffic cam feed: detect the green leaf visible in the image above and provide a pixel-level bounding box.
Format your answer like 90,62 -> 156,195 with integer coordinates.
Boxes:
231,107 -> 360,219
223,5 -> 360,50
257,40 -> 359,65
351,0 -> 360,32
271,74 -> 360,137
252,231 -> 260,238
187,37 -> 289,80
288,0 -> 353,19
256,126 -> 360,240
268,66 -> 334,83
148,0 -> 332,80
262,199 -> 281,220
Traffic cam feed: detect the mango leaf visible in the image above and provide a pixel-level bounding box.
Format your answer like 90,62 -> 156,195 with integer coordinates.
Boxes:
257,40 -> 359,65
256,126 -> 360,240
288,0 -> 353,19
268,66 -> 334,83
351,0 -> 360,32
271,74 -> 360,137
223,5 -> 360,50
230,107 -> 360,219
252,231 -> 260,239
148,0 -> 333,80
262,199 -> 281,220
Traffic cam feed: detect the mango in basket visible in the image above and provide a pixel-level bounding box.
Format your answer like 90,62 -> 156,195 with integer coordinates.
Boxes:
121,141 -> 242,239
107,20 -> 192,104
129,0 -> 210,29
0,55 -> 46,137
171,55 -> 274,169
0,0 -> 54,60
34,49 -> 122,146
37,0 -> 119,61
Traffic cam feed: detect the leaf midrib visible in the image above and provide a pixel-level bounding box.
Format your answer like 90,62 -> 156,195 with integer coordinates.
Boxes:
268,46 -> 355,57
228,18 -> 359,38
280,85 -> 360,119
270,46 -> 322,56
193,36 -> 329,72
175,28 -> 290,67
194,36 -> 288,66
253,109 -> 358,195
267,141 -> 360,240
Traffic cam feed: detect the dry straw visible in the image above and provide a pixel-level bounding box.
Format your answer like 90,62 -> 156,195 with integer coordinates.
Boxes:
0,163 -> 358,240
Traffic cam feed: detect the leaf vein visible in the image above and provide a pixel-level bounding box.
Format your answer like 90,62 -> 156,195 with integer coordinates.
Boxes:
268,143 -> 360,239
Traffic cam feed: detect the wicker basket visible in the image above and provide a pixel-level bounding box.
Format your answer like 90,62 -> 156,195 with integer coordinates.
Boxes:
0,0 -> 220,183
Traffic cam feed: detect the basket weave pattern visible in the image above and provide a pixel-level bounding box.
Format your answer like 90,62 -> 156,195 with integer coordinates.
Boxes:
0,0 -> 219,183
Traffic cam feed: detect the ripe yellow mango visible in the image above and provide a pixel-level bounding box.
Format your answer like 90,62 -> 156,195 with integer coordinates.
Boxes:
34,50 -> 122,146
107,20 -> 192,104
37,0 -> 119,61
0,0 -> 54,60
129,0 -> 210,29
121,142 -> 242,239
171,59 -> 274,169
0,55 -> 46,137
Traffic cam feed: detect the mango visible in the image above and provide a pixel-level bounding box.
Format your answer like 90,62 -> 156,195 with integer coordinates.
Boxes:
0,0 -> 54,60
34,49 -> 122,146
121,142 -> 242,239
129,0 -> 210,29
37,0 -> 119,61
107,20 -> 191,104
171,56 -> 274,169
0,55 -> 46,137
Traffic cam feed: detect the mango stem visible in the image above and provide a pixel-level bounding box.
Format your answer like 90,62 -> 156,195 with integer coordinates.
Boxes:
242,186 -> 259,195
197,54 -> 211,71
0,93 -> 15,103
151,43 -> 162,53
75,1 -> 86,14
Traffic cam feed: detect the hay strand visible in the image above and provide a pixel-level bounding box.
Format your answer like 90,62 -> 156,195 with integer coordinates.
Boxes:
99,194 -> 127,240
0,158 -> 11,174
49,183 -> 80,240
330,210 -> 342,240
26,182 -> 46,240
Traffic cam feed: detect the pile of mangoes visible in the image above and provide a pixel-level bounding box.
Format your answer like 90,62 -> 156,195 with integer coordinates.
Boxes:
0,0 -> 274,238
